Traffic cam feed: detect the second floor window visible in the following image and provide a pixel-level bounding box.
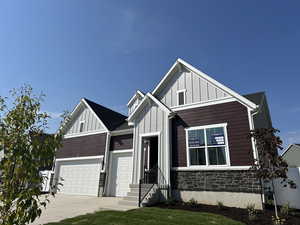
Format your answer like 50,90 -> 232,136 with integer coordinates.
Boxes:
79,121 -> 84,132
177,90 -> 186,106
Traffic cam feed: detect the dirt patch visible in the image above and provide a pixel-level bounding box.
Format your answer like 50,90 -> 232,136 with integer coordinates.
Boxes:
156,203 -> 300,225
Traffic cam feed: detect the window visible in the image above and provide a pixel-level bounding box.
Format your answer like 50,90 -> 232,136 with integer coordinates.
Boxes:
186,123 -> 229,167
79,121 -> 84,132
177,90 -> 186,106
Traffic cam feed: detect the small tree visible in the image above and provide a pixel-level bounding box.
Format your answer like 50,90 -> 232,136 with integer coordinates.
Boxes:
0,85 -> 64,225
249,128 -> 295,219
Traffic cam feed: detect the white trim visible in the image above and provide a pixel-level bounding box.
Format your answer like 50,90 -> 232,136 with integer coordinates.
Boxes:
147,93 -> 172,114
152,58 -> 257,110
138,132 -> 161,181
59,98 -> 110,135
248,108 -> 258,163
172,166 -> 251,171
57,99 -> 85,134
64,130 -> 107,139
177,89 -> 186,106
171,97 -> 235,111
127,95 -> 148,122
140,131 -> 161,138
103,132 -> 111,173
110,149 -> 133,154
185,123 -> 228,131
185,123 -> 230,167
165,114 -> 171,188
127,90 -> 145,106
128,93 -> 172,123
111,128 -> 133,136
152,59 -> 179,95
82,98 -> 110,132
56,155 -> 104,162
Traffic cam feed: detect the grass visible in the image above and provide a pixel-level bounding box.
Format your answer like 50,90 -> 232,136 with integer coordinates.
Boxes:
45,207 -> 245,225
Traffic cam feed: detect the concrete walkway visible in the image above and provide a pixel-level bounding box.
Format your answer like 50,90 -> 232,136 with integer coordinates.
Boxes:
29,194 -> 137,225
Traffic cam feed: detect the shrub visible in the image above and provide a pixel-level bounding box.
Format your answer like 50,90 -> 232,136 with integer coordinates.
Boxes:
217,201 -> 224,209
280,203 -> 290,218
272,216 -> 286,225
165,197 -> 177,206
246,203 -> 257,221
187,198 -> 198,208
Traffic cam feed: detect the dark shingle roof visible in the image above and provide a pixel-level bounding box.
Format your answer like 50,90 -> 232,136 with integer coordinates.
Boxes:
84,98 -> 127,131
243,92 -> 265,105
113,121 -> 132,131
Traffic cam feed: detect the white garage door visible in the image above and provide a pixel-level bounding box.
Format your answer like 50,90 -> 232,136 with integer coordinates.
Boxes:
109,152 -> 133,197
57,158 -> 102,196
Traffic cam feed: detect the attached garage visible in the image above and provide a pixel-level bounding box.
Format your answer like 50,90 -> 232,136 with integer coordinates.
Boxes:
108,151 -> 133,197
55,157 -> 103,196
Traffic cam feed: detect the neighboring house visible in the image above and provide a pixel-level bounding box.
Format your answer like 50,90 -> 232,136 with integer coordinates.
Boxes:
54,58 -> 272,209
282,144 -> 300,167
274,144 -> 300,209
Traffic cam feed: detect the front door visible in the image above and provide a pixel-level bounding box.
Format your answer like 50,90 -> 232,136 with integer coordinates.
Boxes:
142,136 -> 158,183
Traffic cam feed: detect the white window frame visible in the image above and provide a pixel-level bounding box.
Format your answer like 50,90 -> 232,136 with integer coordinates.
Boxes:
177,89 -> 186,106
185,123 -> 230,168
79,120 -> 85,132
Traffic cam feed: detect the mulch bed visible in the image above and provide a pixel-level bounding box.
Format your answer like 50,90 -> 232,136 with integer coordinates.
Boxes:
156,203 -> 300,225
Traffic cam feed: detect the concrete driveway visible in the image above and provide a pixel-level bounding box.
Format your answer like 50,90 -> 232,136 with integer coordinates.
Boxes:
29,194 -> 137,225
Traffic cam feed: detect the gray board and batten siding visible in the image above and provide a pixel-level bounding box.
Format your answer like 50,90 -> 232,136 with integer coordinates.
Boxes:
156,67 -> 229,108
65,104 -> 106,135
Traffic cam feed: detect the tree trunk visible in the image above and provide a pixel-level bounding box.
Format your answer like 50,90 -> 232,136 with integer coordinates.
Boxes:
271,179 -> 279,218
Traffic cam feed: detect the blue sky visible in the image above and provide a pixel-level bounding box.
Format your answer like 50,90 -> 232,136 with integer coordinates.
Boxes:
0,1 -> 299,151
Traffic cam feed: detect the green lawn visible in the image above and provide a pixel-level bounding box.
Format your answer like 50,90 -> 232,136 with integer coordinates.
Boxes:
45,207 -> 245,225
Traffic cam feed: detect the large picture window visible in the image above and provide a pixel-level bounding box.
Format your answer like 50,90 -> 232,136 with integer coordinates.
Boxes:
186,123 -> 229,167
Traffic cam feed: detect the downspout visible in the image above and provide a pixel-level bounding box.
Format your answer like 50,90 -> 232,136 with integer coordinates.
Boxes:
102,131 -> 111,196
248,107 -> 264,208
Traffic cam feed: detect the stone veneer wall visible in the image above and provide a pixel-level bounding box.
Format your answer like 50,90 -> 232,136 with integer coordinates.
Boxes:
98,172 -> 106,197
171,170 -> 261,194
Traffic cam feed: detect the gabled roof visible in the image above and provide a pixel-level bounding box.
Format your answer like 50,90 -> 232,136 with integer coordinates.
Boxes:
113,121 -> 132,131
127,90 -> 145,106
243,92 -> 265,106
282,144 -> 300,157
152,58 -> 257,110
128,93 -> 173,123
83,98 -> 127,131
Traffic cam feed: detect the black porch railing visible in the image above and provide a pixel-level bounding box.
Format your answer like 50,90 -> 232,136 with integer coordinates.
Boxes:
138,165 -> 168,207
138,166 -> 157,207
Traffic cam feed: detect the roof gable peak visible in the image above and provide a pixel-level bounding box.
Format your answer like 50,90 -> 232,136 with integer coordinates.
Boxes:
127,90 -> 145,106
152,58 -> 257,110
127,93 -> 172,123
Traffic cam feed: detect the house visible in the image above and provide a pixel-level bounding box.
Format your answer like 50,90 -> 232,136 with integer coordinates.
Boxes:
273,144 -> 300,209
54,58 -> 272,209
282,144 -> 300,167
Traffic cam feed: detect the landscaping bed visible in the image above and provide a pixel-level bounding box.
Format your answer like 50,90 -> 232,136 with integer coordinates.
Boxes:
157,202 -> 300,225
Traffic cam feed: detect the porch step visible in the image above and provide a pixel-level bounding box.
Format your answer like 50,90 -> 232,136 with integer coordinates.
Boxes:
129,184 -> 154,189
119,183 -> 161,207
127,192 -> 139,197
